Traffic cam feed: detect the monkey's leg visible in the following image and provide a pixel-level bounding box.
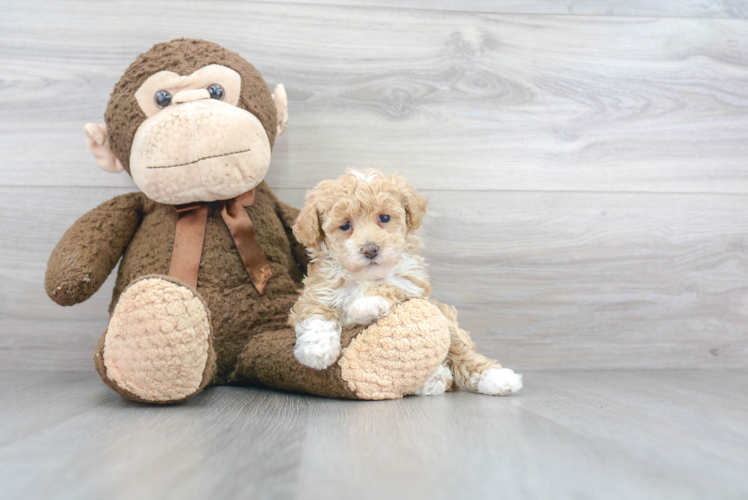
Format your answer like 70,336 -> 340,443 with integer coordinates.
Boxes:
94,275 -> 216,404
233,299 -> 451,400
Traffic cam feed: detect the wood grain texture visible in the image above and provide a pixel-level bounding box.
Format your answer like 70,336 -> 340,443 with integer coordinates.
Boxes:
1,370 -> 747,500
422,190 -> 748,369
268,0 -> 748,18
3,186 -> 746,371
2,1 -> 748,192
1,1 -> 747,372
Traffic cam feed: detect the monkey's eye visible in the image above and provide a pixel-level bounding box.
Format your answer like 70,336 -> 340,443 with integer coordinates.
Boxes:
154,90 -> 172,108
207,84 -> 225,100
379,215 -> 391,223
340,221 -> 351,231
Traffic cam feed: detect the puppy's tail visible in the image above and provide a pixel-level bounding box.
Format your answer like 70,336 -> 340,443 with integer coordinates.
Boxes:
430,300 -> 523,396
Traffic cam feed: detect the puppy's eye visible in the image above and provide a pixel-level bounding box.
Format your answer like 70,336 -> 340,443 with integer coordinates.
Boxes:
379,215 -> 390,223
207,84 -> 224,100
154,90 -> 172,108
340,221 -> 351,231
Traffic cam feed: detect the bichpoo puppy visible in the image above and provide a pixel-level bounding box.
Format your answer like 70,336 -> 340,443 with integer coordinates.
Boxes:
290,169 -> 522,396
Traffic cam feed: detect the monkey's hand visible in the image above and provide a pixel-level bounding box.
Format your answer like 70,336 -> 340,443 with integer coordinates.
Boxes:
45,192 -> 144,306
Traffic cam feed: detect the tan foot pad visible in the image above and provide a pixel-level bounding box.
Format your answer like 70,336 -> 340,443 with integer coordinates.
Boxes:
103,277 -> 212,402
338,299 -> 451,400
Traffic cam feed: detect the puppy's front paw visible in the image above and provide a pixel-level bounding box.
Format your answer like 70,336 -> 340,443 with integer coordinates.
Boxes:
347,296 -> 391,325
294,317 -> 342,370
477,368 -> 523,396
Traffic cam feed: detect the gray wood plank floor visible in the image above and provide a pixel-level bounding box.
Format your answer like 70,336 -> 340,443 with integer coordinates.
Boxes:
1,370 -> 746,500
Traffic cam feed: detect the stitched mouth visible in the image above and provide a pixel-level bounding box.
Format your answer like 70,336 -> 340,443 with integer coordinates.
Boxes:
146,148 -> 251,169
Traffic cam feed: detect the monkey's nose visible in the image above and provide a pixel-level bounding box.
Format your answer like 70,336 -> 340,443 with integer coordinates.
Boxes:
172,88 -> 211,104
361,244 -> 379,259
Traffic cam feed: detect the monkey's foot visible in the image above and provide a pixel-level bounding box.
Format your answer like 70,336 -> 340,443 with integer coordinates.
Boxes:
338,299 -> 451,400
95,276 -> 215,403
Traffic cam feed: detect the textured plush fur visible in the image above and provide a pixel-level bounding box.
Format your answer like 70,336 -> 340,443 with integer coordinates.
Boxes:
98,276 -> 215,402
46,40 -> 452,403
105,38 -> 279,173
291,169 -> 523,395
49,182 -> 308,383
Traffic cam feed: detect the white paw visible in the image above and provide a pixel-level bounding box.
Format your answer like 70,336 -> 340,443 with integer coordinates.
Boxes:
294,317 -> 342,370
346,296 -> 391,325
477,368 -> 523,396
413,363 -> 453,396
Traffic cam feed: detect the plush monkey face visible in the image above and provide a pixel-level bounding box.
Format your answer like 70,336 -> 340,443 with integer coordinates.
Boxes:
84,39 -> 288,205
127,64 -> 275,204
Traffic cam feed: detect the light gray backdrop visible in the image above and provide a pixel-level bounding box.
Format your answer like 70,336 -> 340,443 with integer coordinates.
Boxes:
2,0 -> 747,371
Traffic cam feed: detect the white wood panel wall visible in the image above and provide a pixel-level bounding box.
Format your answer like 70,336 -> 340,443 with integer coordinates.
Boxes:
1,0 -> 747,371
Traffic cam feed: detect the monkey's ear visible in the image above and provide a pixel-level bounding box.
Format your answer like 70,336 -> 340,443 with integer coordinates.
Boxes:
293,196 -> 323,249
84,123 -> 124,173
390,174 -> 428,231
272,84 -> 289,136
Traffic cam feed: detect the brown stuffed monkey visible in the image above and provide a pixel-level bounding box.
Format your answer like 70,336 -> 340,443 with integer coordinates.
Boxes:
45,39 -> 450,404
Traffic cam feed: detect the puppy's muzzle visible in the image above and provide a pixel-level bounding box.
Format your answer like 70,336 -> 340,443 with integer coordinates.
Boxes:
361,244 -> 379,260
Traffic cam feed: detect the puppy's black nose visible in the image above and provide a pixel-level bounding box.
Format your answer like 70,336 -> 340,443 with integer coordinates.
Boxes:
361,244 -> 379,259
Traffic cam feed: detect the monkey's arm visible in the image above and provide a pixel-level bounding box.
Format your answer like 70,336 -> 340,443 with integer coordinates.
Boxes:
45,192 -> 145,306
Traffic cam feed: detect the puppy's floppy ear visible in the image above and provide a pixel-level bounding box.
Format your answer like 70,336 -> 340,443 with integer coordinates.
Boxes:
389,174 -> 428,231
293,191 -> 323,248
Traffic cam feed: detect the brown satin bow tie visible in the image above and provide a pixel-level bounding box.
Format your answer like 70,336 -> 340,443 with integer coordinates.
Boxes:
168,188 -> 272,294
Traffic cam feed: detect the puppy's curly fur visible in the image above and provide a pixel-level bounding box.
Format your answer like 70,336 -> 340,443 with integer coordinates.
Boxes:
291,169 -> 522,396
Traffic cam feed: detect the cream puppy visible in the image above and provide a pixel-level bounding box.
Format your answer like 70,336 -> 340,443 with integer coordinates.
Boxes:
290,169 -> 522,396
